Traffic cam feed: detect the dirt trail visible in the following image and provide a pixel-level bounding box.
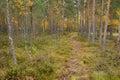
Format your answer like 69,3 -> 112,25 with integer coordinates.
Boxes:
57,34 -> 89,80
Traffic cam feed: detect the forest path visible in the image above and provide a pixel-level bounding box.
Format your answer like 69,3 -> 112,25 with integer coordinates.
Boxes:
57,34 -> 90,80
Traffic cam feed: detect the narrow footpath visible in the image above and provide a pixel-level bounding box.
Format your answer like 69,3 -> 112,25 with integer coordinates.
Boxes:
57,34 -> 90,80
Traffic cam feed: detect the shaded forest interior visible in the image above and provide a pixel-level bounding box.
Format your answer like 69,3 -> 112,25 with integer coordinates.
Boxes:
0,0 -> 120,80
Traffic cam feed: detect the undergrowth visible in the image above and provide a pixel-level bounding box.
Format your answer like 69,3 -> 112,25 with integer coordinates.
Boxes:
76,35 -> 120,80
0,33 -> 73,80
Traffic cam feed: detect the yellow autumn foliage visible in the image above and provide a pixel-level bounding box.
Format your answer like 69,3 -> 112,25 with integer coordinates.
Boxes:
52,4 -> 60,16
19,11 -> 28,15
103,15 -> 119,26
41,20 -> 49,29
17,0 -> 23,5
15,3 -> 21,9
112,19 -> 119,26
116,8 -> 120,16
103,15 -> 111,25
58,20 -> 64,27
11,17 -> 18,26
26,0 -> 33,7
66,18 -> 74,27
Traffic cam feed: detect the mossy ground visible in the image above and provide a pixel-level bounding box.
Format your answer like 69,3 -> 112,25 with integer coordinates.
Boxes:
75,34 -> 120,80
0,33 -> 73,80
0,33 -> 120,80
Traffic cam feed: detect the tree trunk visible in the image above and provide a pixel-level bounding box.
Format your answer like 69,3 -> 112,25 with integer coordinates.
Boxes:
103,0 -> 111,51
76,0 -> 79,36
48,0 -> 53,34
62,0 -> 65,34
92,0 -> 96,44
116,17 -> 120,56
80,7 -> 84,35
83,0 -> 86,35
99,0 -> 104,44
30,6 -> 34,52
109,26 -> 113,39
6,0 -> 17,64
87,1 -> 91,41
79,0 -> 84,35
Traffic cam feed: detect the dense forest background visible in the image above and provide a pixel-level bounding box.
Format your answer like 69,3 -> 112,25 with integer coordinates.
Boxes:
0,0 -> 120,80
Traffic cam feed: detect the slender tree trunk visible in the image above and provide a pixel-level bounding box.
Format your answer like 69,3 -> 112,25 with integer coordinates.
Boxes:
62,0 -> 65,34
109,26 -> 113,39
95,0 -> 98,38
116,17 -> 120,56
43,8 -> 46,33
79,1 -> 82,35
99,0 -> 104,44
48,0 -> 53,34
30,6 -> 33,52
6,0 -> 17,64
80,12 -> 82,34
83,0 -> 86,35
88,1 -> 91,41
24,13 -> 28,51
25,14 -> 28,38
43,18 -> 45,32
76,0 -> 79,36
92,0 -> 96,44
78,12 -> 81,36
80,0 -> 84,35
103,0 -> 111,51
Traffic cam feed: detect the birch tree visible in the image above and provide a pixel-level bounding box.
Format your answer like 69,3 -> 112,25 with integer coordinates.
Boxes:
103,0 -> 111,51
6,0 -> 17,64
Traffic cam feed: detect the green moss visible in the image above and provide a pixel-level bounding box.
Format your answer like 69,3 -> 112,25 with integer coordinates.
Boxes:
76,34 -> 120,80
0,33 -> 73,80
90,71 -> 111,80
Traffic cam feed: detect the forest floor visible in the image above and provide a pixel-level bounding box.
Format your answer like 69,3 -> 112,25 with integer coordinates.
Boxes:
0,33 -> 120,80
57,34 -> 90,80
